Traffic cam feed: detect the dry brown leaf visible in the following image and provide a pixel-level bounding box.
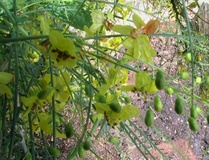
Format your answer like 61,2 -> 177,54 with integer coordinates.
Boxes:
141,19 -> 160,34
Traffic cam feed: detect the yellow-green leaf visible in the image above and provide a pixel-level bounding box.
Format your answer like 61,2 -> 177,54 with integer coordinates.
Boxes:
111,25 -> 134,34
0,84 -> 13,98
38,112 -> 66,138
135,71 -> 158,94
121,85 -> 135,92
91,10 -> 106,24
137,35 -> 156,63
37,15 -> 51,35
132,13 -> 145,29
0,72 -> 13,84
21,96 -> 37,107
115,105 -> 140,120
94,103 -> 110,114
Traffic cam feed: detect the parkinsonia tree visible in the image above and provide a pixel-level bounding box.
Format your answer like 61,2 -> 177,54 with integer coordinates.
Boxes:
0,0 -> 209,159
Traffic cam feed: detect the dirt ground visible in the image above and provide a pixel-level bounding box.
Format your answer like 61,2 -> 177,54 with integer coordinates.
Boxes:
125,34 -> 209,160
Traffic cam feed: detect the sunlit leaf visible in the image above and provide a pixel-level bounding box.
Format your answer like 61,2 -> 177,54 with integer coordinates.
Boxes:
0,72 -> 13,84
44,74 -> 57,87
94,103 -> 110,114
21,96 -> 37,107
123,38 -> 134,49
38,78 -> 48,89
84,10 -> 105,36
58,71 -> 71,86
135,71 -> 158,94
103,104 -> 139,126
121,85 -> 135,92
137,35 -> 156,63
114,0 -> 132,19
37,15 -> 51,35
133,39 -> 141,59
111,25 -> 133,34
91,10 -> 105,24
49,30 -> 77,69
55,88 -> 70,102
0,84 -> 13,98
113,105 -> 140,120
132,13 -> 145,29
84,25 -> 94,37
38,112 -> 66,138
97,83 -> 111,95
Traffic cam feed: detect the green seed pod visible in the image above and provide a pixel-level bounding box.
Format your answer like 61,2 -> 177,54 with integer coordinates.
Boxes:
184,52 -> 192,61
85,85 -> 93,98
37,88 -> 52,100
67,148 -> 77,160
124,97 -> 132,104
98,95 -> 106,103
207,115 -> 209,124
190,106 -> 199,119
175,97 -> 184,114
65,122 -> 74,138
179,72 -> 189,80
155,70 -> 166,90
165,87 -> 174,95
83,140 -> 91,150
188,117 -> 199,132
109,102 -> 121,113
48,146 -> 61,158
154,95 -> 163,112
38,78 -> 48,89
145,109 -> 154,127
205,76 -> 209,85
109,136 -> 119,145
78,145 -> 86,158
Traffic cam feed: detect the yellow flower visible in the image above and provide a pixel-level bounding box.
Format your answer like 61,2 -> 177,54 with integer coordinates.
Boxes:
49,30 -> 77,69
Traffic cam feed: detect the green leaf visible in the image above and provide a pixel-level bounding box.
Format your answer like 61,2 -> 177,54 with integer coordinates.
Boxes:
111,25 -> 133,34
147,81 -> 158,94
0,72 -> 13,84
117,105 -> 140,120
94,103 -> 110,114
132,13 -> 145,29
91,10 -> 106,24
133,39 -> 141,59
38,112 -> 66,138
121,85 -> 135,92
0,84 -> 13,98
137,35 -> 156,63
21,96 -> 37,107
37,15 -> 51,35
49,30 -> 77,69
135,71 -> 158,94
84,10 -> 105,36
84,25 -> 94,37
97,83 -> 111,95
